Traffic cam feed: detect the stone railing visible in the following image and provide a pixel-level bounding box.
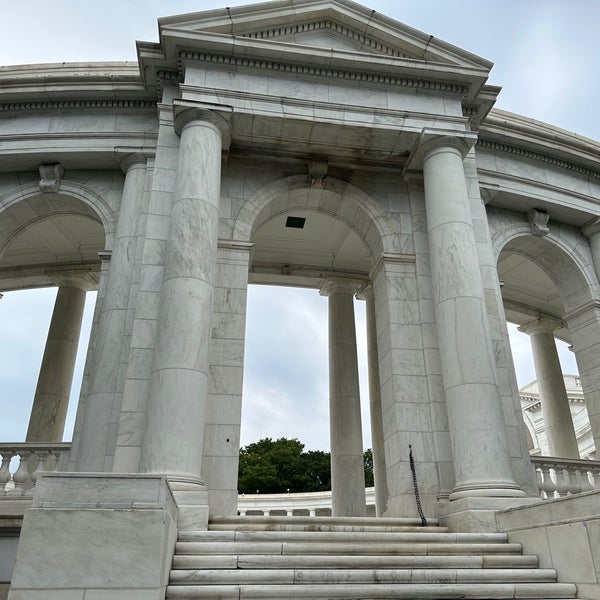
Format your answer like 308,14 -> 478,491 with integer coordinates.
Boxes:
0,443 -> 70,497
532,456 -> 600,499
237,487 -> 376,517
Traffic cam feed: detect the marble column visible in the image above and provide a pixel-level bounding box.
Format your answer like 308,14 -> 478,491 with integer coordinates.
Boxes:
26,274 -> 93,442
420,133 -> 523,499
359,284 -> 387,516
75,154 -> 148,471
320,279 -> 366,517
140,106 -> 230,488
518,318 -> 579,458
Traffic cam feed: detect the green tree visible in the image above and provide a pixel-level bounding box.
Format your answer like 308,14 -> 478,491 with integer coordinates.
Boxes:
363,448 -> 374,487
238,438 -> 374,494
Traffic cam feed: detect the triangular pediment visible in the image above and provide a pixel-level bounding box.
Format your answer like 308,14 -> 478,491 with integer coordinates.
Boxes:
156,0 -> 493,70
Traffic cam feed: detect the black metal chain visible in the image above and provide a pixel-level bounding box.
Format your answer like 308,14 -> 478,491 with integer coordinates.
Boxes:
409,444 -> 427,527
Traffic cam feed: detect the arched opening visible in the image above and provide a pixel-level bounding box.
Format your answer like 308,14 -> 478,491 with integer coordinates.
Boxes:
231,179 -> 391,513
498,235 -> 594,458
0,198 -> 105,444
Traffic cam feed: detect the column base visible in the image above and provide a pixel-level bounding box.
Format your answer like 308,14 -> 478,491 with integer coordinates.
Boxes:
167,477 -> 209,530
449,485 -> 526,501
8,473 -> 178,600
436,495 -> 541,532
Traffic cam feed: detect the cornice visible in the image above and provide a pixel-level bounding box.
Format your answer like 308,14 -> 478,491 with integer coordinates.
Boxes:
178,49 -> 469,95
477,138 -> 600,180
0,99 -> 157,113
240,19 -> 408,58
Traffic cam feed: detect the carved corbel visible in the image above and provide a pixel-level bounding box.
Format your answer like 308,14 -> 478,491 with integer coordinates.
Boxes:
528,208 -> 550,237
38,164 -> 65,193
308,159 -> 328,189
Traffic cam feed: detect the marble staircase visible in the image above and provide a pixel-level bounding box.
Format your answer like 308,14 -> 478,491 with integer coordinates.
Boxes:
167,516 -> 577,599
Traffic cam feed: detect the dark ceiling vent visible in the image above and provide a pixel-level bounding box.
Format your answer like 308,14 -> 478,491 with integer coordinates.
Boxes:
285,216 -> 306,229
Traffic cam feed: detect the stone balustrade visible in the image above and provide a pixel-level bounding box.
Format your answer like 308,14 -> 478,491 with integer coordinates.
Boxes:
2,444 -> 600,507
237,487 -> 376,517
0,443 -> 70,496
532,456 -> 600,499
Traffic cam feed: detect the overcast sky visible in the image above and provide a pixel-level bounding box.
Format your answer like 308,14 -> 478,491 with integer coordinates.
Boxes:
0,0 -> 595,450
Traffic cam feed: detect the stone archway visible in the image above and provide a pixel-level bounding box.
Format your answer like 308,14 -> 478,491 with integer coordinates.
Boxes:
491,219 -> 600,458
0,189 -> 107,445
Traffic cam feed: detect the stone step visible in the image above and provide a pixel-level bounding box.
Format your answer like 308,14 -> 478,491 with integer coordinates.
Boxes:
170,567 -> 559,585
166,582 -> 577,599
172,553 -> 540,570
179,530 -> 508,544
175,541 -> 524,556
210,515 -> 441,531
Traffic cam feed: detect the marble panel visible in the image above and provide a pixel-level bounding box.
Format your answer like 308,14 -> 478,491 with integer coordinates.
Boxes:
386,430 -> 436,464
215,263 -> 250,289
202,456 -> 240,489
390,374 -> 429,405
134,291 -> 160,320
126,348 -> 153,379
423,348 -> 442,375
387,299 -> 420,325
11,508 -> 173,588
212,313 -> 247,340
202,423 -> 240,456
547,522 -> 596,583
130,318 -> 156,350
213,288 -> 248,315
116,411 -> 145,446
112,444 -> 142,473
205,394 -> 243,425
144,214 -> 171,241
209,365 -> 244,395
121,379 -> 150,412
210,338 -> 245,367
426,374 -> 445,406
389,323 -> 423,350
389,348 -> 426,376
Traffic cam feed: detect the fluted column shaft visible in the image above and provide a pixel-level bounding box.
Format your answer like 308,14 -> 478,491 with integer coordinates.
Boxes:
321,279 -> 366,517
361,285 -> 387,516
140,109 -> 229,484
421,136 -> 522,499
519,319 -> 579,458
76,155 -> 147,471
27,278 -> 90,442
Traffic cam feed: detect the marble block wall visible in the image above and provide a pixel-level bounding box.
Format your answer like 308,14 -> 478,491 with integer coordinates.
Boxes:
8,474 -> 178,600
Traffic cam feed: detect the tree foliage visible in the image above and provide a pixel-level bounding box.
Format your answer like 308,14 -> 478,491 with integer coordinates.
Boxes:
238,437 -> 373,494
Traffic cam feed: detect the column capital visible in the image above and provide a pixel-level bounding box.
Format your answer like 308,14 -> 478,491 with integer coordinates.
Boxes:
116,150 -> 153,174
518,317 -> 563,336
48,270 -> 98,291
406,128 -> 478,170
173,100 -> 232,149
319,278 -> 362,298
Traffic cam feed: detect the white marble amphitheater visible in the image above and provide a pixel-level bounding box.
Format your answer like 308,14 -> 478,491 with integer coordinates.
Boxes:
1,0 -> 600,598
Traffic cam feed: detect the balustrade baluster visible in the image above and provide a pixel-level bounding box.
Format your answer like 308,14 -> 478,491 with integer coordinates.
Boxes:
29,450 -> 50,493
0,452 -> 13,495
8,451 -> 32,496
566,466 -> 582,495
590,467 -> 600,490
578,467 -> 593,493
535,467 -> 545,499
554,467 -> 570,497
540,463 -> 557,498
